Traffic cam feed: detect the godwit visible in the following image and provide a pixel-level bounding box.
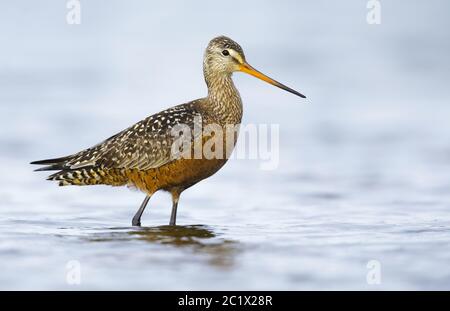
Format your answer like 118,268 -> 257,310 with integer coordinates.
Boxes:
31,36 -> 305,226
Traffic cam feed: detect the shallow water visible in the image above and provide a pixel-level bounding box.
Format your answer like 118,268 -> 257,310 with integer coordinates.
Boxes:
1,1 -> 450,290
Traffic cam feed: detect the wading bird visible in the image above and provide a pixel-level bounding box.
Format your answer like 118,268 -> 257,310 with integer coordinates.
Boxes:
31,36 -> 305,226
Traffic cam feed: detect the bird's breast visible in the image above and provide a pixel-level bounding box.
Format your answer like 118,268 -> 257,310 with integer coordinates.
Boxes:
129,157 -> 229,194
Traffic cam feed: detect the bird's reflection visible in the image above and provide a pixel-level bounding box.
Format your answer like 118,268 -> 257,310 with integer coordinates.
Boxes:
88,225 -> 239,268
129,225 -> 217,244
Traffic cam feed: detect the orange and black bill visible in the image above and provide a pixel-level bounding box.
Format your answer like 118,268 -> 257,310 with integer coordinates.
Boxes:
239,62 -> 306,98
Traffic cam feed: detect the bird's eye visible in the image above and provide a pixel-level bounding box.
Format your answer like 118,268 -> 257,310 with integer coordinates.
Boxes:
222,50 -> 230,56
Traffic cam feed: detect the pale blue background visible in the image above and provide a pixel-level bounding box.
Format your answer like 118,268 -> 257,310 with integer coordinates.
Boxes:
0,1 -> 449,290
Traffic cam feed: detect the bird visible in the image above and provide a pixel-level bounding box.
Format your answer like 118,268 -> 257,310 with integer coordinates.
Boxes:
31,36 -> 306,226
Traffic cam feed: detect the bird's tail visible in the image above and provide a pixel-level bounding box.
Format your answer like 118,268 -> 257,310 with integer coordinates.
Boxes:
31,157 -> 128,187
30,156 -> 72,172
47,167 -> 125,186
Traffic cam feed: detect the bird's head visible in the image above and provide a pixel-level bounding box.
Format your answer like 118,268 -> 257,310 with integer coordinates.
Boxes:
204,36 -> 306,98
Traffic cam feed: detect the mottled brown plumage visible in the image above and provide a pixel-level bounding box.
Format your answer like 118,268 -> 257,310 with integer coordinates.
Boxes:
31,36 -> 305,226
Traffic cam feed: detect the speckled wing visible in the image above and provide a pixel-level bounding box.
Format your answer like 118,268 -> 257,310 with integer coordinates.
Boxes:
61,103 -> 202,171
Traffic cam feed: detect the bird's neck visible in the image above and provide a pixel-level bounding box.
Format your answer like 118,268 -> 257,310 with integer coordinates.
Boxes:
205,73 -> 243,125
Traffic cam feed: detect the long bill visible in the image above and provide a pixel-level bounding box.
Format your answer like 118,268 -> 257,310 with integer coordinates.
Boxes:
238,62 -> 306,98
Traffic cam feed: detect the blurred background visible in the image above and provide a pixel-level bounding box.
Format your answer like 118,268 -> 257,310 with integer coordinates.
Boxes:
0,0 -> 449,290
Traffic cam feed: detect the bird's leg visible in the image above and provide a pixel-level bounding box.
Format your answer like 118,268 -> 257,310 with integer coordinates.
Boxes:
132,195 -> 151,226
169,190 -> 182,226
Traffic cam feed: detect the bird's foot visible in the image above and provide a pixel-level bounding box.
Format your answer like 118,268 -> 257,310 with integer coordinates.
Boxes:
132,218 -> 141,227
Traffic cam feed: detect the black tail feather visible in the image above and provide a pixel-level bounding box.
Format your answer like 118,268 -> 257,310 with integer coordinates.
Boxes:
31,156 -> 73,172
34,164 -> 65,172
30,156 -> 71,166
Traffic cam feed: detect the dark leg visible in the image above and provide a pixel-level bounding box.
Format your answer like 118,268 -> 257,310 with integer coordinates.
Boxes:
132,195 -> 151,226
169,190 -> 182,226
